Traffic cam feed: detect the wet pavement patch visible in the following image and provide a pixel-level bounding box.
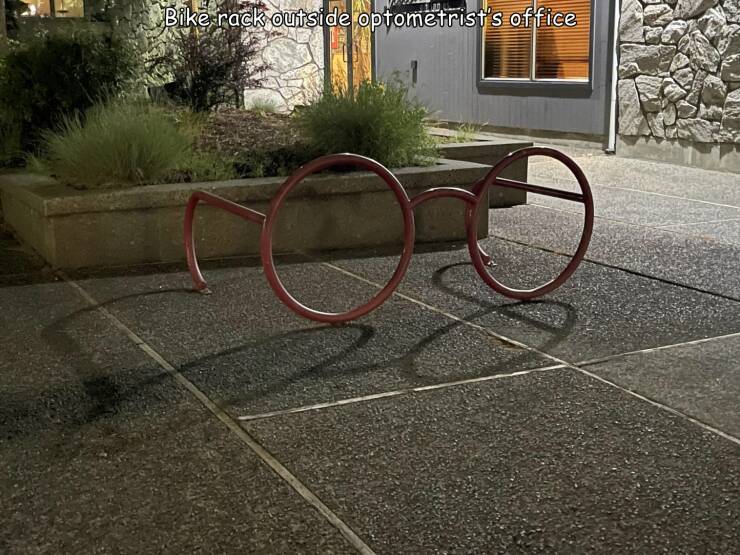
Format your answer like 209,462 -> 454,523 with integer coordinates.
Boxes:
327,242 -> 740,362
489,204 -> 740,298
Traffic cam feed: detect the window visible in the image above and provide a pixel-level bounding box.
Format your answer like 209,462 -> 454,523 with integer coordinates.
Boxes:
325,0 -> 374,93
20,0 -> 85,18
481,0 -> 591,82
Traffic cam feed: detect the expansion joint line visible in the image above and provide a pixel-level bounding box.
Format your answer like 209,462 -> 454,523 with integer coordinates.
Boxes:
320,263 -> 740,448
58,272 -> 377,555
489,233 -> 740,304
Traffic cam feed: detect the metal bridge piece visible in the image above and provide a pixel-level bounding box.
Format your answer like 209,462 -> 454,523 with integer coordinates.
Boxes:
409,187 -> 478,209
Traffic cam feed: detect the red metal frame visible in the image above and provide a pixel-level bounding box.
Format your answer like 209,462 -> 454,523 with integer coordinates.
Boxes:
184,148 -> 594,323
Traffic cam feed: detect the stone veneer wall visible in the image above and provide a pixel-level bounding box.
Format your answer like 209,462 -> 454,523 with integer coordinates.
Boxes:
105,0 -> 323,110
243,0 -> 324,112
103,0 -> 197,86
618,0 -> 740,148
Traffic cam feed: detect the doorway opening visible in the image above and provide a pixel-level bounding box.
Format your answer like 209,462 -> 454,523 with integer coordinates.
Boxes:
325,0 -> 374,93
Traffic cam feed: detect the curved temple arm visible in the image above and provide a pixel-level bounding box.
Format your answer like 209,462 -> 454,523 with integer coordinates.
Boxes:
184,190 -> 266,293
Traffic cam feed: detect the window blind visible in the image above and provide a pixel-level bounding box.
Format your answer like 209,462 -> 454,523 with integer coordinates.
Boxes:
535,0 -> 591,80
482,0 -> 591,82
483,0 -> 533,79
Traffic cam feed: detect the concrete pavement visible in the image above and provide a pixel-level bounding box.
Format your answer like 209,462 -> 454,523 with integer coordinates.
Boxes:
1,150 -> 739,553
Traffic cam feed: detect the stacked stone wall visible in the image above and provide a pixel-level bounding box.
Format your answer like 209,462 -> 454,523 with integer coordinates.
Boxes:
105,0 -> 195,87
100,0 -> 323,110
618,0 -> 740,144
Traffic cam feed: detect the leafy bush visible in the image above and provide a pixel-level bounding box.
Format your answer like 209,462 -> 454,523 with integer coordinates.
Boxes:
39,102 -> 194,188
236,144 -> 321,178
0,118 -> 22,166
153,0 -> 270,112
295,79 -> 437,168
3,0 -> 25,37
0,28 -> 137,151
0,46 -> 22,166
173,151 -> 238,183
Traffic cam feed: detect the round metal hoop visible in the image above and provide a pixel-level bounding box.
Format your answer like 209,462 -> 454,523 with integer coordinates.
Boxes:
467,147 -> 594,300
260,154 -> 416,324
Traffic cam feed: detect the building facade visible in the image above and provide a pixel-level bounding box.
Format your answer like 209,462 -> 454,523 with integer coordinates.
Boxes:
13,0 -> 740,170
374,0 -> 613,141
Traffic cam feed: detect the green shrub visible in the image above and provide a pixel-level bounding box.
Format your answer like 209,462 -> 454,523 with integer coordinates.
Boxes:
174,152 -> 238,183
3,1 -> 24,37
236,144 -> 321,178
38,102 -> 238,187
248,97 -> 279,116
0,119 -> 23,167
0,48 -> 21,166
0,28 -> 137,151
295,79 -> 437,168
455,122 -> 484,143
40,102 -> 194,188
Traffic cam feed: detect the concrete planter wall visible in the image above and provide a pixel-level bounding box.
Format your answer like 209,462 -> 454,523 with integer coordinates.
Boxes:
432,131 -> 532,207
0,159 -> 489,269
618,0 -> 740,171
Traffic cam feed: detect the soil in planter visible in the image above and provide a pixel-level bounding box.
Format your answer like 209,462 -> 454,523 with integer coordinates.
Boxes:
197,109 -> 303,160
197,109 -> 321,178
198,109 -> 434,178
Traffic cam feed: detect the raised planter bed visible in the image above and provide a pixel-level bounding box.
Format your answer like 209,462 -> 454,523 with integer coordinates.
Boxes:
431,128 -> 532,208
0,159 -> 490,269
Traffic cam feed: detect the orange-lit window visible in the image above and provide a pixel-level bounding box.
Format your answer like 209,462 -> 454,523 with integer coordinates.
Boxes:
482,0 -> 591,82
21,0 -> 85,18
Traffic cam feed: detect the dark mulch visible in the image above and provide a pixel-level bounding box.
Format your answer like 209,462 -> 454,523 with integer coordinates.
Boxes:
196,109 -> 304,160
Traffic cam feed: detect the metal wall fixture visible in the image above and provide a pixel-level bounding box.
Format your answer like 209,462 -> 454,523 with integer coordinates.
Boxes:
184,147 -> 594,324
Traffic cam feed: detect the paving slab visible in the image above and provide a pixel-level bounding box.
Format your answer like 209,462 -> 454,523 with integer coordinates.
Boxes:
0,282 -> 354,554
529,185 -> 740,228
583,335 -> 740,438
489,204 -> 740,299
247,368 -> 740,554
529,154 -> 740,208
72,261 -> 551,417
658,218 -> 740,245
328,240 -> 740,362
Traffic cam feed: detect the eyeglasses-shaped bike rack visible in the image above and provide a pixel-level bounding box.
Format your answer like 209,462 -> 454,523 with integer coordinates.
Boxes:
184,147 -> 594,324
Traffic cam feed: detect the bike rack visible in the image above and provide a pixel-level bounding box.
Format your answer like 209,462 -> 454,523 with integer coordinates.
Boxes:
184,147 -> 594,324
